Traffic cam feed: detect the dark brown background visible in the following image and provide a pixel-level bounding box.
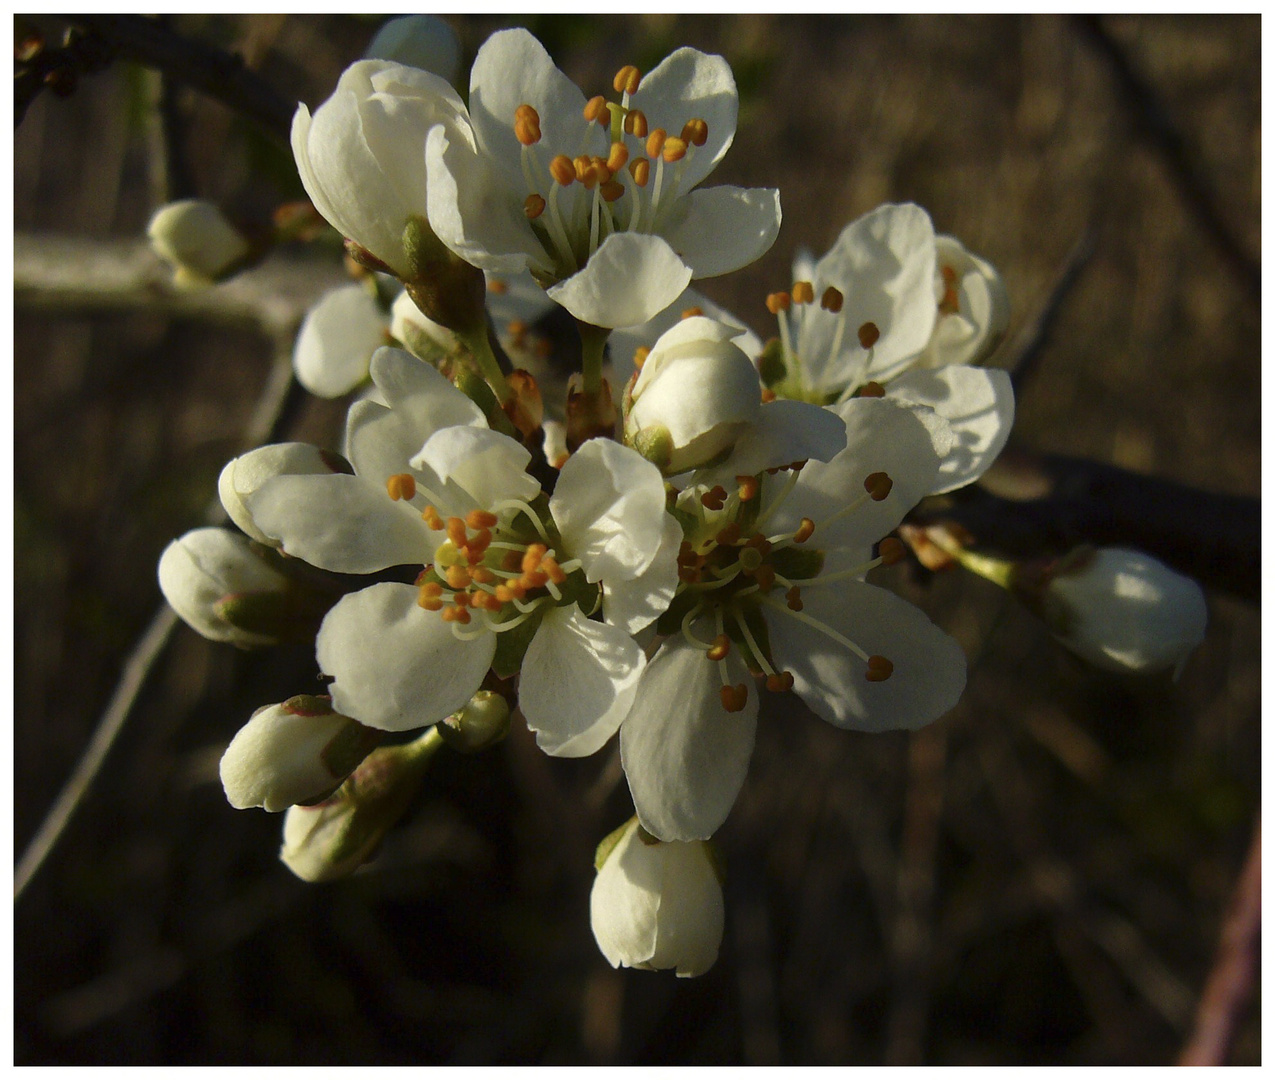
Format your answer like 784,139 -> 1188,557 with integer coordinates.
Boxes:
15,14 -> 1259,1064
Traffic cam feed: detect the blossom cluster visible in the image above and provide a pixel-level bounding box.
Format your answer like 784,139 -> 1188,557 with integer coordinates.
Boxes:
153,17 -> 1204,978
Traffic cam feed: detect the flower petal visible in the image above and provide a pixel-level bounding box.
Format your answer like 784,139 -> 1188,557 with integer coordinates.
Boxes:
551,438 -> 668,582
546,232 -> 692,329
663,186 -> 781,279
411,425 -> 540,511
293,284 -> 387,398
887,365 -> 1014,494
691,398 -> 847,488
768,579 -> 966,732
620,633 -> 758,841
603,513 -> 683,634
519,605 -> 645,757
317,582 -> 496,731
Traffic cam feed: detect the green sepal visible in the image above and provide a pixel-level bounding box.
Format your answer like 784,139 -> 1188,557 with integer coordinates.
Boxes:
594,817 -> 637,870
770,546 -> 825,582
757,337 -> 786,387
319,718 -> 385,780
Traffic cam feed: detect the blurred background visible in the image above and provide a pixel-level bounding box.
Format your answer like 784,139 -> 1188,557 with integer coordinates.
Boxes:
14,14 -> 1260,1064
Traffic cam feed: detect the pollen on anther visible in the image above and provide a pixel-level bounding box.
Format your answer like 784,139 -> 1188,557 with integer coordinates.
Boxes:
864,471 -> 893,501
858,381 -> 886,398
681,118 -> 708,146
549,155 -> 576,187
858,321 -> 881,349
584,94 -> 608,123
466,509 -> 498,529
786,586 -> 804,612
766,671 -> 795,692
447,517 -> 468,547
766,291 -> 792,315
422,505 -> 444,530
524,193 -> 546,219
445,564 -> 472,590
514,104 -> 541,145
706,634 -> 731,662
613,64 -> 642,95
386,473 -> 415,501
606,142 -> 629,172
794,518 -> 816,544
736,475 -> 759,502
662,137 -> 687,163
628,158 -> 650,187
600,179 -> 625,203
645,128 -> 667,159
791,281 -> 814,305
521,543 -> 548,574
700,485 -> 728,511
624,109 -> 648,138
471,566 -> 497,585
417,589 -> 443,611
720,683 -> 748,713
821,286 -> 844,312
441,605 -> 471,625
865,655 -> 894,682
878,537 -> 907,566
541,556 -> 567,585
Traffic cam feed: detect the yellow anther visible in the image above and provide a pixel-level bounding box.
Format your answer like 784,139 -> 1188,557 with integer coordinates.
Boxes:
447,517 -> 468,547
624,109 -> 648,138
645,128 -> 667,159
433,540 -> 464,568
613,64 -> 642,95
736,475 -> 759,502
541,555 -> 567,584
417,589 -> 443,611
865,655 -> 894,682
681,306 -> 704,319
715,521 -> 742,546
514,104 -> 541,145
785,586 -> 803,612
466,509 -> 498,529
584,94 -> 609,123
765,671 -> 795,692
858,321 -> 881,349
524,193 -> 546,220
573,155 -> 592,186
633,346 -> 650,371
662,136 -> 687,163
793,518 -> 816,544
878,537 -> 907,566
700,485 -> 728,511
606,141 -> 629,173
419,581 -> 443,599
766,291 -> 792,314
549,155 -> 576,186
720,684 -> 749,713
821,286 -> 844,312
628,157 -> 650,187
445,564 -> 472,590
706,634 -> 732,661
680,118 -> 708,147
386,473 -> 416,501
791,280 -> 815,305
494,582 -> 525,603
600,179 -> 625,203
865,471 -> 893,502
858,381 -> 886,398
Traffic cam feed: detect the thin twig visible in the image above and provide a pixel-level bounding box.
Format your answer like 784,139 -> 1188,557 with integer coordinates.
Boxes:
1179,818 -> 1261,1065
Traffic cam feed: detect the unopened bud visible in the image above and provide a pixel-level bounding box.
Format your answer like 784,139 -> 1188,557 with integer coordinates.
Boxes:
147,199 -> 251,287
389,288 -> 463,362
294,284 -> 390,398
219,443 -> 353,547
364,15 -> 462,88
437,690 -> 512,753
221,695 -> 383,812
401,215 -> 487,335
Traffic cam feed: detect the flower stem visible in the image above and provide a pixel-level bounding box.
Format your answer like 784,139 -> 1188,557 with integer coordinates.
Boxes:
461,327 -> 514,405
578,321 -> 611,397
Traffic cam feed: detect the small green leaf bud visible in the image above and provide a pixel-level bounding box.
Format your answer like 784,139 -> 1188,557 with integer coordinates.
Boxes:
147,199 -> 252,287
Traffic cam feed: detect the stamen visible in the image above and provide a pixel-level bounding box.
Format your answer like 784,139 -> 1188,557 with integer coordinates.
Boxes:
858,321 -> 881,349
490,498 -> 550,542
680,118 -> 708,146
733,610 -> 776,677
680,604 -> 712,648
514,104 -> 541,145
791,280 -> 814,305
865,655 -> 894,682
858,381 -> 886,398
613,64 -> 642,96
766,291 -> 792,314
662,136 -> 687,163
864,471 -> 893,501
758,593 -> 871,663
606,142 -> 629,173
624,109 -> 648,138
785,586 -> 803,611
524,193 -> 546,219
766,671 -> 795,692
682,305 -> 704,319
549,155 -> 576,187
706,634 -> 731,661
386,473 -> 416,501
821,286 -> 844,312
445,564 -> 472,590
879,537 -> 906,565
467,509 -> 497,530
441,605 -> 471,624
793,518 -> 815,543
720,684 -> 749,713
645,129 -> 667,159
583,94 -> 608,123
716,521 -> 742,546
628,157 -> 650,187
700,485 -> 728,511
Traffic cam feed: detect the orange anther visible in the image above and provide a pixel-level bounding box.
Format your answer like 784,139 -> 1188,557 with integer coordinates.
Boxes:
494,582 -> 525,603
600,179 -> 625,203
645,128 -> 667,158
720,684 -> 749,713
386,473 -> 416,501
524,193 -> 546,219
633,346 -> 650,371
785,586 -> 803,612
549,155 -> 576,186
520,569 -> 549,590
419,580 -> 443,599
624,109 -> 648,138
441,605 -> 472,625
791,280 -> 814,304
445,564 -> 472,590
515,103 -> 539,123
864,471 -> 893,501
447,517 -> 468,547
541,556 -> 567,584
521,543 -> 547,573
865,655 -> 894,682
766,291 -> 792,314
858,321 -> 881,349
417,592 -> 443,611
736,475 -> 759,502
858,381 -> 886,398
628,157 -> 650,187
487,278 -> 508,295
707,634 -> 731,662
514,115 -> 541,146
613,64 -> 642,95
680,118 -> 708,146
700,485 -> 728,511
605,141 -> 630,173
794,518 -> 816,544
681,305 -> 704,319
878,537 -> 907,566
591,155 -> 612,184
467,509 -> 498,529
470,566 -> 496,585
820,286 -> 844,313
466,527 -> 492,556
715,522 -> 742,546
422,505 -> 444,530
761,387 -> 777,403
584,94 -> 608,123
752,564 -> 775,591
451,590 -> 472,608
662,136 -> 687,163
941,264 -> 958,285
765,671 -> 795,692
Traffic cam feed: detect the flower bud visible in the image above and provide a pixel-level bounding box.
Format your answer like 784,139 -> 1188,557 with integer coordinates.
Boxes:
364,15 -> 462,89
1034,547 -> 1208,674
147,199 -> 251,287
279,730 -> 443,882
293,284 -> 390,398
158,528 -> 294,647
590,818 -> 725,978
624,316 -> 761,474
389,288 -> 462,361
220,695 -> 383,812
437,690 -> 512,753
916,235 -> 1010,369
219,443 -> 352,547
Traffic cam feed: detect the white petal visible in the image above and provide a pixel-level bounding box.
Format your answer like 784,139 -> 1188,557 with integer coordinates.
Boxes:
886,366 -> 1014,494
551,439 -> 668,581
293,285 -> 387,398
603,514 -> 683,634
411,426 -> 540,510
546,233 -> 692,329
248,473 -> 427,573
317,582 -> 496,731
631,47 -> 738,191
519,606 -> 645,757
620,634 -> 757,841
219,442 -> 340,546
768,580 -> 966,731
647,839 -> 725,977
663,186 -> 781,279
590,820 -> 660,969
691,399 -> 847,488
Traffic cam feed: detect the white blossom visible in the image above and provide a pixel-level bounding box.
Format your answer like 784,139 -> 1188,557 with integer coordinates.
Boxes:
219,442 -> 350,547
293,284 -> 391,398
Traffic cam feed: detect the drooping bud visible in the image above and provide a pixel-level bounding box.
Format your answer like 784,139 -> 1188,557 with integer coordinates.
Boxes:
219,443 -> 353,547
623,316 -> 762,474
147,199 -> 252,287
279,729 -> 445,882
220,695 -> 383,812
590,817 -> 725,978
436,690 -> 512,753
364,15 -> 462,88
